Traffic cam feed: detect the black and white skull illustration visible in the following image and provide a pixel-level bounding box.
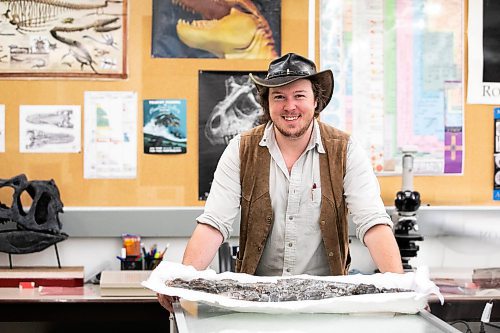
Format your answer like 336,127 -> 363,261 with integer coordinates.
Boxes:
204,75 -> 263,145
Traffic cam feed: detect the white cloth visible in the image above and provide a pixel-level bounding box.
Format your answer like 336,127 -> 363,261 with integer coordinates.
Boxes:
143,261 -> 443,314
197,120 -> 392,276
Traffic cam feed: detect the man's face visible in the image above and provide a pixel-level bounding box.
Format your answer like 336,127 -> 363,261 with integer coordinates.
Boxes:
268,79 -> 317,139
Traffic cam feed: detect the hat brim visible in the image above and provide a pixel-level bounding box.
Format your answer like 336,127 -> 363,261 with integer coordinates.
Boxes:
249,70 -> 333,112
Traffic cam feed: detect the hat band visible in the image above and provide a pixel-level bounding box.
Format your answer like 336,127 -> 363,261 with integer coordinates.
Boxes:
266,70 -> 313,80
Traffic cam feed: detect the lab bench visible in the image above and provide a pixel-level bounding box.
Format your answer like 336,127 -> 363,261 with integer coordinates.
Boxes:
0,283 -> 498,333
0,284 -> 169,333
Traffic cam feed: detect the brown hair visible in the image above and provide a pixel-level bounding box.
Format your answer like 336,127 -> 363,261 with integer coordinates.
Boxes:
256,78 -> 328,124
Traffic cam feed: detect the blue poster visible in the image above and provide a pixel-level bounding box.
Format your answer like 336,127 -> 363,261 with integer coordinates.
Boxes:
143,99 -> 187,154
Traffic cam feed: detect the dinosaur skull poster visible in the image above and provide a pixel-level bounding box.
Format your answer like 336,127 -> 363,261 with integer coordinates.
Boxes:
198,70 -> 264,200
0,0 -> 127,79
152,0 -> 281,59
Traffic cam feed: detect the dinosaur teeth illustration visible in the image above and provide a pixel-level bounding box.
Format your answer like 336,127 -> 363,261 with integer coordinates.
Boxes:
172,0 -> 278,59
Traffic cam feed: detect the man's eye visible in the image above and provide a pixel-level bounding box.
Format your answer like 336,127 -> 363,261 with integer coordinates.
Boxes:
273,95 -> 284,100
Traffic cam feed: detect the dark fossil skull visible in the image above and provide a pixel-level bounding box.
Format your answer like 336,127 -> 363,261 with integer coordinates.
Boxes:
0,174 -> 67,254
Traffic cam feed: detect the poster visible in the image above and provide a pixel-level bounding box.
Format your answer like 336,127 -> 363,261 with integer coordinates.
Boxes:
494,108 -> 500,200
84,91 -> 137,179
198,71 -> 265,200
320,0 -> 463,175
143,99 -> 187,154
151,0 -> 281,59
0,0 -> 127,79
19,105 -> 81,153
468,1 -> 500,104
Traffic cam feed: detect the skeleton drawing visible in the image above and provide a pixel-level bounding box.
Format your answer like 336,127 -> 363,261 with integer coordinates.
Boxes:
0,0 -> 125,76
204,75 -> 262,145
0,174 -> 67,254
26,109 -> 74,128
2,0 -> 122,32
83,33 -> 118,49
25,129 -> 75,149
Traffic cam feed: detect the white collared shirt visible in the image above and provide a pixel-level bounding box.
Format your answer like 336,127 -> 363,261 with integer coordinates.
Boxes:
197,120 -> 392,276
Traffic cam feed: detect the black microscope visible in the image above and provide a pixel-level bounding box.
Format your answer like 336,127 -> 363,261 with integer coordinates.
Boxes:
394,148 -> 424,271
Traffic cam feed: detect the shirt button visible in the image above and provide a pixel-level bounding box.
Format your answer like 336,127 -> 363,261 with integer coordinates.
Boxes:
320,220 -> 326,226
328,252 -> 334,257
258,246 -> 262,251
288,216 -> 293,220
286,268 -> 291,273
267,216 -> 272,223
288,242 -> 293,247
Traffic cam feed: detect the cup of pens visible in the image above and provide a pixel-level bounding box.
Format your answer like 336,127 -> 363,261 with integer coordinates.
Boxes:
144,243 -> 169,270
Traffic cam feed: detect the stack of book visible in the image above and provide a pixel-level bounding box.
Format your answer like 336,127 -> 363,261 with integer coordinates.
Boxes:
473,267 -> 500,288
0,266 -> 84,288
99,270 -> 156,297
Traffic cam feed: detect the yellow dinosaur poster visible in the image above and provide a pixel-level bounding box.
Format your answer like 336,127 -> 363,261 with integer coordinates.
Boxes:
152,0 -> 281,59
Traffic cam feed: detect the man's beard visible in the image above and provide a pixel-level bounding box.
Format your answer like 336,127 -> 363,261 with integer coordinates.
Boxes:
274,116 -> 314,139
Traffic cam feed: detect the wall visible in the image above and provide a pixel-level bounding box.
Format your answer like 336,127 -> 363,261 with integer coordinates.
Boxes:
1,0 -> 500,277
0,0 -> 498,208
0,0 -> 310,207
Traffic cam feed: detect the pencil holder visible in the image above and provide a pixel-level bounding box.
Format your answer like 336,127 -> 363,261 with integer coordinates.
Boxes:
144,258 -> 161,270
121,257 -> 143,271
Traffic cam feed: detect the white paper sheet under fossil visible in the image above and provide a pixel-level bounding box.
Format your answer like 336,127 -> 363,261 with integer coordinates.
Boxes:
142,261 -> 443,314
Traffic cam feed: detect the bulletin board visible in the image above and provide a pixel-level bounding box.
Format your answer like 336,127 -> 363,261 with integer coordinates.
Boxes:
0,0 -> 497,208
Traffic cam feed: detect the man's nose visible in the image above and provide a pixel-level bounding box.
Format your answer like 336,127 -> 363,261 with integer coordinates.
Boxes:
283,98 -> 296,111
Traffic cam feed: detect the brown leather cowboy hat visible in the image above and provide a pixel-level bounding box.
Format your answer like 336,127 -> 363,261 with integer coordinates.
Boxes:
250,53 -> 334,111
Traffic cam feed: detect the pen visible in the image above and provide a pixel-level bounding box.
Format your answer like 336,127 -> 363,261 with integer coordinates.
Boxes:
160,243 -> 170,258
150,244 -> 157,257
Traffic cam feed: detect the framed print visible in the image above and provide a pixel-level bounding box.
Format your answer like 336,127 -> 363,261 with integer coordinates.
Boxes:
0,0 -> 127,79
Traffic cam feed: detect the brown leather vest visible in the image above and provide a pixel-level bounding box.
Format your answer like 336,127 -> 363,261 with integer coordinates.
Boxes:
236,121 -> 351,276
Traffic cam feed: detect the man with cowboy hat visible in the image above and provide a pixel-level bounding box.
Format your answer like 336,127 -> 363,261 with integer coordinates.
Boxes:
158,53 -> 403,311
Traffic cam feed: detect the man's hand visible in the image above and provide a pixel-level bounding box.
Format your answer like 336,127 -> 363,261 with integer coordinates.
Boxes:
157,293 -> 179,313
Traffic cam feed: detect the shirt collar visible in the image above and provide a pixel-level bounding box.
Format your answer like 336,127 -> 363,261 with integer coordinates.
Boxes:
259,119 -> 326,154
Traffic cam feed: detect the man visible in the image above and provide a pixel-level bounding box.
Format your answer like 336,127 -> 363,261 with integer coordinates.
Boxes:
158,53 -> 403,311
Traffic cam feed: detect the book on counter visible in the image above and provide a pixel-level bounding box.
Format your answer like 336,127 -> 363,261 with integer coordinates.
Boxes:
99,270 -> 155,297
0,266 -> 84,288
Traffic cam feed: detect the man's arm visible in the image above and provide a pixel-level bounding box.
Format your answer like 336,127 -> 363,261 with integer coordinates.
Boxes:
363,224 -> 404,273
158,223 -> 223,312
182,223 -> 224,270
